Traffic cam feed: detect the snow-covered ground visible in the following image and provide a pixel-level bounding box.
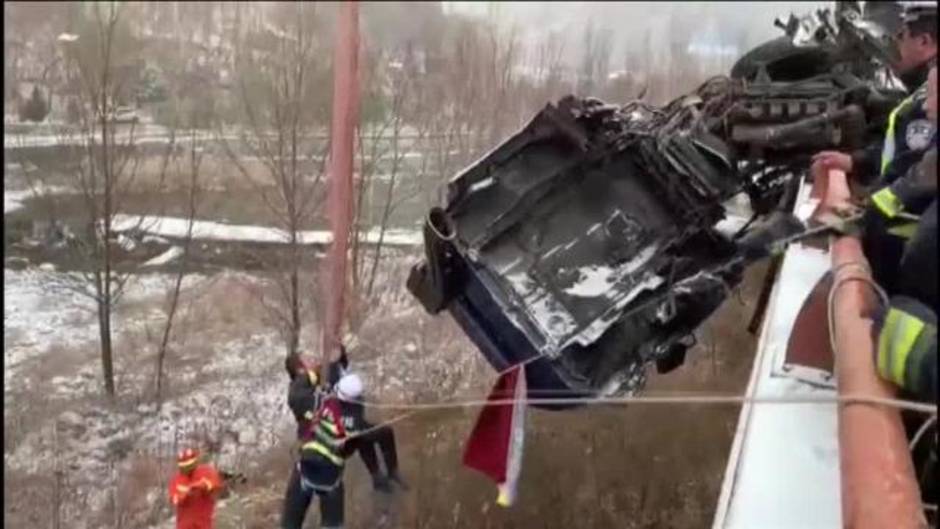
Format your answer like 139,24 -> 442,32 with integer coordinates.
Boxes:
3,256 -> 487,528
3,184 -> 73,214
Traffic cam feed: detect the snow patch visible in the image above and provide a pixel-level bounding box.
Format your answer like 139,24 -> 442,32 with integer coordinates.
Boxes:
469,177 -> 495,193
141,246 -> 184,267
568,274 -> 665,347
110,214 -> 423,247
564,265 -> 615,298
4,185 -> 72,214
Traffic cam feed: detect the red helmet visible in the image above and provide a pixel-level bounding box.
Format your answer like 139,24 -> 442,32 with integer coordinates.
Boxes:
177,448 -> 199,469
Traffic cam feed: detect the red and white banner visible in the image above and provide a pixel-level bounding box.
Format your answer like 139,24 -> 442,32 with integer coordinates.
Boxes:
462,364 -> 527,507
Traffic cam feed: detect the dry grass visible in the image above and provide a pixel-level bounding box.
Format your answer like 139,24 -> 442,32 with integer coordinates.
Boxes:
224,261 -> 769,529
3,246 -> 771,529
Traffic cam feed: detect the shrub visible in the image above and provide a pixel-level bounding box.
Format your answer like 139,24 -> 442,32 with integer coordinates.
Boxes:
19,85 -> 49,122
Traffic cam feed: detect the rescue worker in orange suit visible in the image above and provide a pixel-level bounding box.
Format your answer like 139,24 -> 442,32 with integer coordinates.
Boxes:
812,2 -> 937,293
168,448 -> 224,529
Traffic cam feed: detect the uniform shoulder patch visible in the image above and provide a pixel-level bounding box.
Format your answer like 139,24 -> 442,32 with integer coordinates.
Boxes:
905,119 -> 935,152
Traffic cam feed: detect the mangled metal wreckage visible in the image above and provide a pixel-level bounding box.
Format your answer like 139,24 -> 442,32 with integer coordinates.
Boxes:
407,3 -> 905,407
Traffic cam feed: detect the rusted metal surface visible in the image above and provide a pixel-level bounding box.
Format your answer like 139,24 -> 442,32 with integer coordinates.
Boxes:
825,169 -> 926,529
785,271 -> 835,374
321,1 -> 360,363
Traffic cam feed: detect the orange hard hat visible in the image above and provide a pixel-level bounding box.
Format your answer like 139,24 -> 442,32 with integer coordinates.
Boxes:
177,448 -> 199,469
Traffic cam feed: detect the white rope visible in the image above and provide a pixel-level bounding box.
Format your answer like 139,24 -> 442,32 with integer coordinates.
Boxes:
910,414 -> 937,451
344,259 -> 936,441
826,260 -> 889,356
342,391 -> 936,442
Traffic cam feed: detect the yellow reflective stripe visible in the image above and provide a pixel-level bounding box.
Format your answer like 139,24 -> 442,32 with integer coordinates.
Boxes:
880,96 -> 914,176
319,419 -> 339,436
878,310 -> 900,377
890,312 -> 925,386
176,484 -> 190,493
871,187 -> 902,218
178,457 -> 198,468
497,489 -> 510,507
302,441 -> 345,466
200,477 -> 214,491
906,324 -> 936,389
886,221 -> 918,239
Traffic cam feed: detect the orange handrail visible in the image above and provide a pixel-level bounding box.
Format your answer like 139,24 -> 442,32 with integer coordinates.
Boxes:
822,169 -> 926,529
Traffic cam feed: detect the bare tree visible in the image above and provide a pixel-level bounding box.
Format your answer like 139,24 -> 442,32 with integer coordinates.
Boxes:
531,30 -> 569,104
578,20 -> 614,97
154,130 -> 204,406
220,2 -> 328,357
19,2 -> 173,398
347,42 -> 436,332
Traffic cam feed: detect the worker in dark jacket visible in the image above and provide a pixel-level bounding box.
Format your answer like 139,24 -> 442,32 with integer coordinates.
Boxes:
285,349 -> 404,492
285,348 -> 349,438
281,372 -> 408,529
811,3 -> 936,187
282,388 -> 350,529
871,70 -> 937,401
872,198 -> 937,401
333,373 -> 408,493
813,5 -> 936,292
864,61 -> 937,294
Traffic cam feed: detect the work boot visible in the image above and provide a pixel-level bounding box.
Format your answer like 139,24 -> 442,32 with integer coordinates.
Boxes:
372,474 -> 393,494
388,471 -> 409,492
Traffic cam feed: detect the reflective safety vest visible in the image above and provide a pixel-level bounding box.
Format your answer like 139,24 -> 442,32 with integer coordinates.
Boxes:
877,305 -> 937,396
879,94 -> 916,177
869,187 -> 921,238
301,397 -> 347,467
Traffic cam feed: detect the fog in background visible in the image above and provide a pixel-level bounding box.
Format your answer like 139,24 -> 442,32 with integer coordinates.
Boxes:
444,1 -> 830,69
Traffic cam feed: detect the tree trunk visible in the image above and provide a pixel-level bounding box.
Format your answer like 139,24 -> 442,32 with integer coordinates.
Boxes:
289,261 -> 300,356
99,291 -> 115,397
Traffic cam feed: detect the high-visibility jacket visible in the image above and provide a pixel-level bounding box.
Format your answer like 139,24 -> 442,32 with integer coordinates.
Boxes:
850,60 -> 933,185
168,464 -> 223,529
875,297 -> 937,401
300,396 -> 348,468
869,144 -> 936,237
862,140 -> 936,293
878,84 -> 933,184
874,200 -> 938,401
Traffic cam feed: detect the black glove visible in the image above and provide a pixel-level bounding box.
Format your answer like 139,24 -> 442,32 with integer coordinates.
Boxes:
736,211 -> 806,261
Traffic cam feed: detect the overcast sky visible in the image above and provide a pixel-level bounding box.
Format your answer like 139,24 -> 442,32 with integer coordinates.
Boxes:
442,1 -> 830,67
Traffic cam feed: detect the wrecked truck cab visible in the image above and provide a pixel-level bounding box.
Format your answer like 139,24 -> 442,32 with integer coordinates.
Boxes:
407,97 -> 746,407
406,5 -> 902,408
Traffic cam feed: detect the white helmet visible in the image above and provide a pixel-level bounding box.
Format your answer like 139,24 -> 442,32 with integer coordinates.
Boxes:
336,373 -> 364,401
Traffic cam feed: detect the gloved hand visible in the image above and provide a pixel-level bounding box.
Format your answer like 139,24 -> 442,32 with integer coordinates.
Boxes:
655,270 -> 731,338
736,211 -> 806,260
